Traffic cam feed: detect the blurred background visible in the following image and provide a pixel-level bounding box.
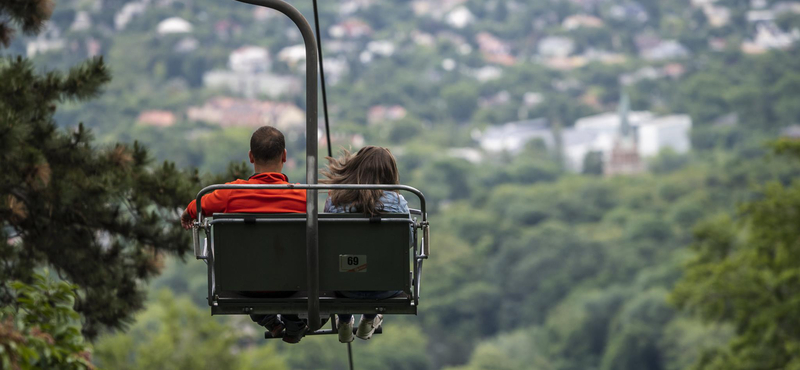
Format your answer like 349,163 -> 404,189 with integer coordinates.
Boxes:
3,0 -> 800,369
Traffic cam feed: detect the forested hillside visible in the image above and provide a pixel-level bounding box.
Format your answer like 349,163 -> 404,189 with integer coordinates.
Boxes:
3,0 -> 800,369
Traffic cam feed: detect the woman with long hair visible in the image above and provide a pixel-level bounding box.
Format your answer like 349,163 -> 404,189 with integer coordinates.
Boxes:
321,146 -> 409,343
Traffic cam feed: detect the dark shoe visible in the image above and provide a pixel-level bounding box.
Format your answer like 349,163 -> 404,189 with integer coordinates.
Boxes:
267,321 -> 285,338
337,316 -> 355,343
282,324 -> 308,344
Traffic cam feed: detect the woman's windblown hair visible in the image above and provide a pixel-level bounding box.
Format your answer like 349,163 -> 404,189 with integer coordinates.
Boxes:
321,146 -> 400,215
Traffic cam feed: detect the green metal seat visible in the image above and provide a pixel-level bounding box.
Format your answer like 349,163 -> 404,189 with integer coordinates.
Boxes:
201,212 -> 424,316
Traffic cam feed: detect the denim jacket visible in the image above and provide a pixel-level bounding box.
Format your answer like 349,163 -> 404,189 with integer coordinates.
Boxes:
323,191 -> 409,214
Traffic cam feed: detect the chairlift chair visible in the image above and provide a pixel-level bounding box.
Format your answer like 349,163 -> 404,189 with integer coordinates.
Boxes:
191,0 -> 430,338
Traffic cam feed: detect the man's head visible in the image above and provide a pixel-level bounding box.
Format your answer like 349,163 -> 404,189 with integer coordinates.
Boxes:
249,126 -> 287,171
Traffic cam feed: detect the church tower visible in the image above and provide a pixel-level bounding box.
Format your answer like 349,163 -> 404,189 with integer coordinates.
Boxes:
604,92 -> 645,176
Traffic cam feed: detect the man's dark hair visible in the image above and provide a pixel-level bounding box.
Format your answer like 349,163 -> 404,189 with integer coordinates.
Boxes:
250,126 -> 285,163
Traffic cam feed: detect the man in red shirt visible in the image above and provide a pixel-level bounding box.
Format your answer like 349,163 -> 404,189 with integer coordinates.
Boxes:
181,126 -> 307,343
180,126 -> 305,225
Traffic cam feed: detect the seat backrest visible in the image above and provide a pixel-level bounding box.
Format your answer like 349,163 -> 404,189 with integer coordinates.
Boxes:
212,213 -> 412,293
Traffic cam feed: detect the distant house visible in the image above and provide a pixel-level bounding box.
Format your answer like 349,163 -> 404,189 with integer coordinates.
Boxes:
367,105 -> 407,125
367,40 -> 396,57
339,0 -> 375,15
329,18 -> 372,39
637,115 -> 693,157
781,125 -> 800,139
157,17 -> 193,35
229,46 -> 271,73
560,103 -> 692,173
747,9 -> 776,22
562,14 -> 604,30
538,36 -> 575,58
544,56 -> 587,70
476,32 -> 516,66
203,46 -> 300,98
619,64 -> 684,86
27,24 -> 64,57
582,49 -> 627,65
278,44 -> 307,67
115,1 -> 147,30
411,0 -> 467,19
477,118 -> 553,153
469,65 -> 503,82
70,11 -> 92,32
446,6 -> 475,29
187,97 -> 305,130
203,71 -> 300,99
703,5 -> 731,27
137,110 -> 176,127
574,111 -> 655,136
640,40 -> 690,61
447,148 -> 483,164
174,37 -> 199,53
608,2 -> 649,22
741,22 -> 799,53
619,66 -> 662,86
773,2 -> 800,15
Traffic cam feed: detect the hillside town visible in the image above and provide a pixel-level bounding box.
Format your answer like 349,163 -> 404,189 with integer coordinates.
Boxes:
11,0 -> 800,177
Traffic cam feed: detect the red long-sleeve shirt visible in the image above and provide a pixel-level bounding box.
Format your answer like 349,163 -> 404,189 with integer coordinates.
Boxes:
185,172 -> 306,217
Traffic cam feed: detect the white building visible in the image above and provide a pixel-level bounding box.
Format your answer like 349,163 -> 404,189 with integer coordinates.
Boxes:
26,24 -> 64,57
157,17 -> 193,35
574,111 -> 655,135
115,1 -> 148,31
640,40 -> 690,61
203,71 -> 300,99
278,44 -> 307,67
538,36 -> 575,58
566,111 -> 692,171
638,115 -> 693,157
70,11 -> 92,31
446,6 -> 475,29
229,46 -> 271,73
478,119 -> 553,153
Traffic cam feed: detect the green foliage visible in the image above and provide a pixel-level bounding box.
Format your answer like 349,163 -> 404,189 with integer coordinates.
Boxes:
672,180 -> 800,369
93,289 -> 288,370
582,151 -> 604,175
671,142 -> 800,370
0,0 -> 53,46
0,272 -> 94,370
0,9 -> 199,340
442,82 -> 480,122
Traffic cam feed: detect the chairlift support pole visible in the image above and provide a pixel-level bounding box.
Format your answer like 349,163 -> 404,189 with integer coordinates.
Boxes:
231,0 -> 321,331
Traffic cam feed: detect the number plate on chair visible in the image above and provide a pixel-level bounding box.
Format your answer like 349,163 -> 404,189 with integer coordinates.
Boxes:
339,255 -> 367,272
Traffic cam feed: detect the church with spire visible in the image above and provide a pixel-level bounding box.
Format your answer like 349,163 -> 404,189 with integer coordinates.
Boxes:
604,92 -> 646,176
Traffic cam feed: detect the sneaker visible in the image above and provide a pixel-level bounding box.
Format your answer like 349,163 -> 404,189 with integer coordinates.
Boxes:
356,314 -> 383,340
282,324 -> 308,344
266,321 -> 285,338
338,316 -> 355,343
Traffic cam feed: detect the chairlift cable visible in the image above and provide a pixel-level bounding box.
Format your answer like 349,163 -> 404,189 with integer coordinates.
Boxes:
312,0 -> 333,158
311,2 -> 350,368
347,340 -> 355,370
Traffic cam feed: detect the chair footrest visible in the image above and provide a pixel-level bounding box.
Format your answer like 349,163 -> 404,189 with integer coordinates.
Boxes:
212,292 -> 415,315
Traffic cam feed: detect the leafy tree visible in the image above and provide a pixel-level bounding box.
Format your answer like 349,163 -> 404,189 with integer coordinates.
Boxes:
442,82 -> 480,122
0,273 -> 94,370
671,141 -> 800,370
93,290 -> 289,370
582,151 -> 604,175
0,0 -> 196,338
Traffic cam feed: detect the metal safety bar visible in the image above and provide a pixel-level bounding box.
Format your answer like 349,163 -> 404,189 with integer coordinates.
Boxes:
210,218 -> 415,225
